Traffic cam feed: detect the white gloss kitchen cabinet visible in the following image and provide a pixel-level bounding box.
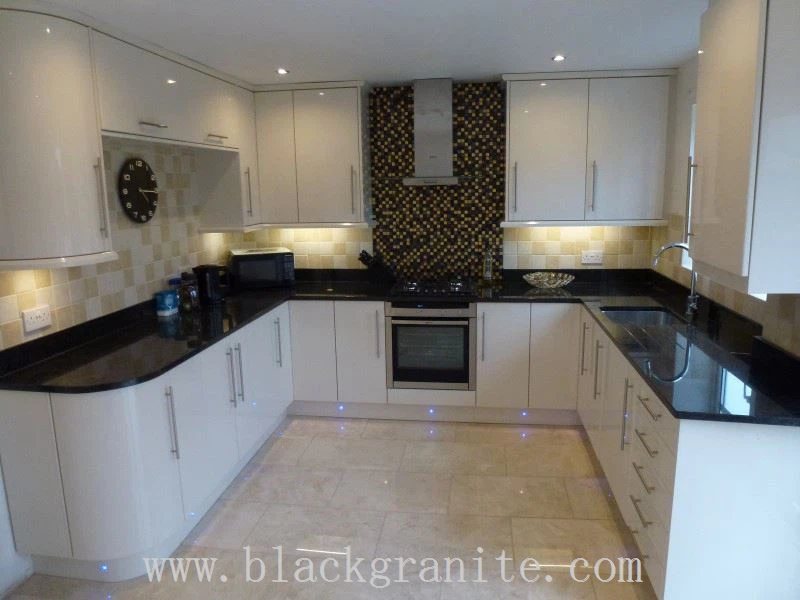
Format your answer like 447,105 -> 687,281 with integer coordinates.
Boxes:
0,308 -> 290,580
691,0 -> 800,293
0,10 -> 116,269
476,303 -> 530,408
255,86 -> 367,225
505,74 -> 669,224
577,312 -> 609,446
290,300 -> 338,403
335,301 -> 387,404
529,303 -> 580,410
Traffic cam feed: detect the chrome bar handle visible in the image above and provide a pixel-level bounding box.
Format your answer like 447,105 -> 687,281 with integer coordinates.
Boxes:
207,132 -> 229,140
592,340 -> 602,398
632,462 -> 656,494
637,394 -> 662,421
635,429 -> 659,458
588,160 -> 598,211
375,310 -> 381,358
166,386 -> 180,460
684,156 -> 698,242
94,158 -> 110,238
226,348 -> 237,406
513,161 -> 518,213
245,167 -> 253,217
621,378 -> 633,450
579,323 -> 589,375
235,343 -> 245,404
481,312 -> 486,362
350,165 -> 356,215
274,318 -> 283,367
139,120 -> 168,129
629,495 -> 652,528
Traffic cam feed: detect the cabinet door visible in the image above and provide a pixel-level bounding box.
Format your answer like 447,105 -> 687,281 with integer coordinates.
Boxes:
232,317 -> 273,456
584,323 -> 609,450
93,32 -> 186,140
52,378 -> 184,560
576,308 -> 595,428
255,91 -> 299,223
507,79 -> 588,221
586,77 -> 669,221
529,304 -> 580,410
335,301 -> 387,404
290,300 -> 338,403
170,342 -> 239,518
270,302 -> 294,411
294,88 -> 362,223
0,11 -> 110,262
599,345 -> 634,506
235,86 -> 261,225
691,0 -> 766,277
476,303 -> 530,408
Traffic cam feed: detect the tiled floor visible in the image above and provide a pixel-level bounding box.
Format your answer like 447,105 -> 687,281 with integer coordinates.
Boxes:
8,418 -> 656,599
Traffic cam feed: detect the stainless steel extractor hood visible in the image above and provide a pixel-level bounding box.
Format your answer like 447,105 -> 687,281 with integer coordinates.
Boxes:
402,79 -> 459,186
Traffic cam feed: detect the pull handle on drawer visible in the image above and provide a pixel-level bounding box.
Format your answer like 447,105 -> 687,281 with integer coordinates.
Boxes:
637,394 -> 662,421
632,461 -> 656,494
635,429 -> 659,458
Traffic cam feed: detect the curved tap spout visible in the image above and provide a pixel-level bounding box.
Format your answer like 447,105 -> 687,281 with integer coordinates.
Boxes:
652,242 -> 699,318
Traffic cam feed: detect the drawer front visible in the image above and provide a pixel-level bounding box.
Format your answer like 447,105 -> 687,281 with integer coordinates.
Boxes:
634,385 -> 679,454
628,491 -> 670,566
631,420 -> 676,489
631,438 -> 674,525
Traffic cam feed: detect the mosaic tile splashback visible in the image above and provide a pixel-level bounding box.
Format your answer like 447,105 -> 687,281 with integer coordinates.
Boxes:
369,83 -> 505,280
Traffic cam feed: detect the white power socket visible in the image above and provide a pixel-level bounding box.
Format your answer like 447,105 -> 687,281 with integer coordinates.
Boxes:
581,250 -> 604,266
22,305 -> 52,333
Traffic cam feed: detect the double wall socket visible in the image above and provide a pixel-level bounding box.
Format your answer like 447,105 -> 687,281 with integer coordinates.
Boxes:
581,251 -> 604,265
22,305 -> 52,333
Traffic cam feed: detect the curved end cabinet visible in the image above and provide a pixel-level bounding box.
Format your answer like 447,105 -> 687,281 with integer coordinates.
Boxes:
0,10 -> 117,269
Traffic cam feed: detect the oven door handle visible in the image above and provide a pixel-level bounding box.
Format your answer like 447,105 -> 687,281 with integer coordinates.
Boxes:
390,319 -> 471,326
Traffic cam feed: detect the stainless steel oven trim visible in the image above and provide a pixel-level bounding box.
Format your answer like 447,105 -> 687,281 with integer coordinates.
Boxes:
385,302 -> 477,391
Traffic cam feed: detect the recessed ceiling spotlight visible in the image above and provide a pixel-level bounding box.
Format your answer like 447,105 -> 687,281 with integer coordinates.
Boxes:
276,67 -> 289,75
552,54 -> 566,63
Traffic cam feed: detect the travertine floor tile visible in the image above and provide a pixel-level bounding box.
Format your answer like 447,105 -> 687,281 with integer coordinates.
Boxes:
564,478 -> 614,519
449,476 -> 572,518
331,470 -> 452,514
401,442 -> 506,475
512,518 -> 630,571
505,442 -> 596,478
244,504 -> 385,560
251,435 -> 314,467
278,417 -> 367,439
361,419 -> 457,442
184,499 -> 268,550
298,438 -> 407,470
238,465 -> 343,506
454,424 -> 585,447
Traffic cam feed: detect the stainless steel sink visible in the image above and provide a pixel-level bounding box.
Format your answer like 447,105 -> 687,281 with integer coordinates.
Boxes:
600,307 -> 684,328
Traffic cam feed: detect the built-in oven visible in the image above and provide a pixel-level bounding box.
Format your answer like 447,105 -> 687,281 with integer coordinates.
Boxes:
385,302 -> 477,391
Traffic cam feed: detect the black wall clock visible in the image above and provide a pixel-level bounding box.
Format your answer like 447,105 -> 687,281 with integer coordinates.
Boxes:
118,157 -> 158,223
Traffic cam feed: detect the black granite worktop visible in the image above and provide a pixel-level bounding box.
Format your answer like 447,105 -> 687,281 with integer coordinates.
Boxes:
1,269 -> 798,427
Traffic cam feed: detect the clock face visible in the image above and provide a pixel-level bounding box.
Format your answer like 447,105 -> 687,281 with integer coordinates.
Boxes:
118,158 -> 158,224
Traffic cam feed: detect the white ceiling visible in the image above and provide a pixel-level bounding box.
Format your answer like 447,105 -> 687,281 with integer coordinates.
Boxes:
47,0 -> 708,85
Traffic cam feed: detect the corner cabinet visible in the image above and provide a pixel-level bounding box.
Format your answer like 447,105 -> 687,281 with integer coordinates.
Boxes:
255,86 -> 368,226
691,0 -> 800,293
505,74 -> 669,225
0,10 -> 117,269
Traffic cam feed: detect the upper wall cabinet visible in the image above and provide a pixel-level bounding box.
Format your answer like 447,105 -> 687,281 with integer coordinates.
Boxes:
255,86 -> 367,225
0,10 -> 117,269
691,0 -> 800,294
505,74 -> 670,225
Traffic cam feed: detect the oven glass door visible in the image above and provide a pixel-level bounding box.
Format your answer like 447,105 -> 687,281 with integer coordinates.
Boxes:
391,319 -> 471,388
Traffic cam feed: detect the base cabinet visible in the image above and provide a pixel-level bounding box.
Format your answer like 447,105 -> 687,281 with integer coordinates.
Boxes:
290,300 -> 338,402
476,303 -> 531,408
529,304 -> 580,409
52,377 -> 184,560
335,301 -> 387,404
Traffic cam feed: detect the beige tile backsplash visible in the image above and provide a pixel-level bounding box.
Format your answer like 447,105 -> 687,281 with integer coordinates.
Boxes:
502,226 -> 653,270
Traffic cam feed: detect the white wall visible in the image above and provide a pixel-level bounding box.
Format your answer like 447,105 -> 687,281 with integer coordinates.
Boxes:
0,464 -> 32,595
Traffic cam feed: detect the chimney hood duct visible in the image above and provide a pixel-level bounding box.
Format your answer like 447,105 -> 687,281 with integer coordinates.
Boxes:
402,79 -> 459,186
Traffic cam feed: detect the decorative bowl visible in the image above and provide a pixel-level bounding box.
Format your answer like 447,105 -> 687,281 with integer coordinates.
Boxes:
523,272 -> 575,289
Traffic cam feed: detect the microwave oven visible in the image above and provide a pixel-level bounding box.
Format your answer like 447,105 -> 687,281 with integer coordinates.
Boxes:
228,247 -> 295,289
